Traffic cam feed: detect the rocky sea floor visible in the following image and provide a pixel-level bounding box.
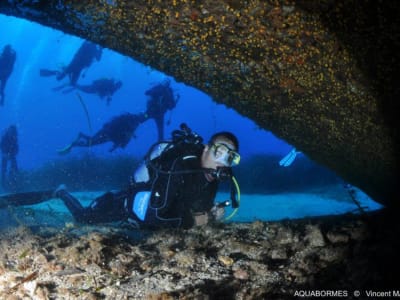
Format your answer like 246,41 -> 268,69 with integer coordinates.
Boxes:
1,208 -> 399,299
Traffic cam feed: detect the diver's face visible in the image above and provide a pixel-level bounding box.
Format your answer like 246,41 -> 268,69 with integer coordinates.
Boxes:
201,137 -> 238,171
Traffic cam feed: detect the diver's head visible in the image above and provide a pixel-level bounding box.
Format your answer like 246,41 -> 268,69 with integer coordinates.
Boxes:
201,132 -> 240,180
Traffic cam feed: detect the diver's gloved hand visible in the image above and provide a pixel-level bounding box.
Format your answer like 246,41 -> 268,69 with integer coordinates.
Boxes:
210,200 -> 230,222
192,201 -> 229,226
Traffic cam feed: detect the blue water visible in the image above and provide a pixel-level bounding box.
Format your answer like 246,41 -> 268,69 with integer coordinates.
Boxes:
0,14 -> 382,227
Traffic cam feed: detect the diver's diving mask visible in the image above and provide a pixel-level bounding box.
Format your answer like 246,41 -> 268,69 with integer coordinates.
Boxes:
210,143 -> 240,167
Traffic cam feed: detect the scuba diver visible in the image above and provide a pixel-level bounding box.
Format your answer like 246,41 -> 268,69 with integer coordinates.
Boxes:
0,44 -> 17,107
57,112 -> 147,154
1,125 -> 19,189
40,40 -> 102,86
1,124 -> 241,229
60,78 -> 122,105
144,79 -> 179,141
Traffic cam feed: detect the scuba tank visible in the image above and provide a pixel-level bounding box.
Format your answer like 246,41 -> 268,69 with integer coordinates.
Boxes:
134,142 -> 169,183
133,123 -> 203,183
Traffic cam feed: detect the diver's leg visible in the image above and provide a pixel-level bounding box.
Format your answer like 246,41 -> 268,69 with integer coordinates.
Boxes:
75,85 -> 94,94
8,157 -> 18,190
56,133 -> 87,155
10,157 -> 18,173
55,186 -> 127,224
58,130 -> 106,154
78,132 -> 90,139
69,70 -> 81,86
70,132 -> 92,147
39,69 -> 59,77
89,130 -> 109,146
1,157 -> 7,187
56,70 -> 66,81
57,133 -> 88,154
54,185 -> 89,223
81,191 -> 127,223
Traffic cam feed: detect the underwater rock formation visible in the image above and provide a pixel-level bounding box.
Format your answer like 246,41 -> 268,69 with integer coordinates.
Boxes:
0,1 -> 398,205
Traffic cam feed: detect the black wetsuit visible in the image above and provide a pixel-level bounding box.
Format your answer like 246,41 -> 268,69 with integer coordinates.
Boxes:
40,41 -> 102,86
1,125 -> 18,188
145,83 -> 177,141
75,78 -> 122,105
2,144 -> 219,229
58,41 -> 102,85
0,45 -> 16,106
72,113 -> 147,152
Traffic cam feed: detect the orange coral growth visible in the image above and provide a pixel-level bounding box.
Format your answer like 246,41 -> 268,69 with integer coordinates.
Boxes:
190,9 -> 199,21
279,77 -> 306,93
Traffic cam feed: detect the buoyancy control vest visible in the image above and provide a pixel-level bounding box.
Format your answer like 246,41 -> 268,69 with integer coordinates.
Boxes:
128,124 -> 206,227
128,123 -> 240,228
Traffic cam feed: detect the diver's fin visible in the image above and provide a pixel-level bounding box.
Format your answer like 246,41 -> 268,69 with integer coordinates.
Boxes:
40,69 -> 58,77
57,143 -> 73,155
279,148 -> 298,167
0,190 -> 54,208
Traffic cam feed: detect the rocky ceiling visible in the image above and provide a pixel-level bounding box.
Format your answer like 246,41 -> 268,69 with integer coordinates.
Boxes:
0,0 -> 398,206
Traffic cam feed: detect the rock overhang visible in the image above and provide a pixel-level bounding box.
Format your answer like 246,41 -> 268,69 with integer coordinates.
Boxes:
0,0 -> 398,206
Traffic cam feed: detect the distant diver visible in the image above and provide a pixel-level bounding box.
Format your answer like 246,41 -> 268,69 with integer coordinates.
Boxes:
1,125 -> 19,190
0,44 -> 17,107
60,78 -> 123,105
57,113 -> 147,154
144,79 -> 179,141
40,40 -> 102,86
279,148 -> 302,167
